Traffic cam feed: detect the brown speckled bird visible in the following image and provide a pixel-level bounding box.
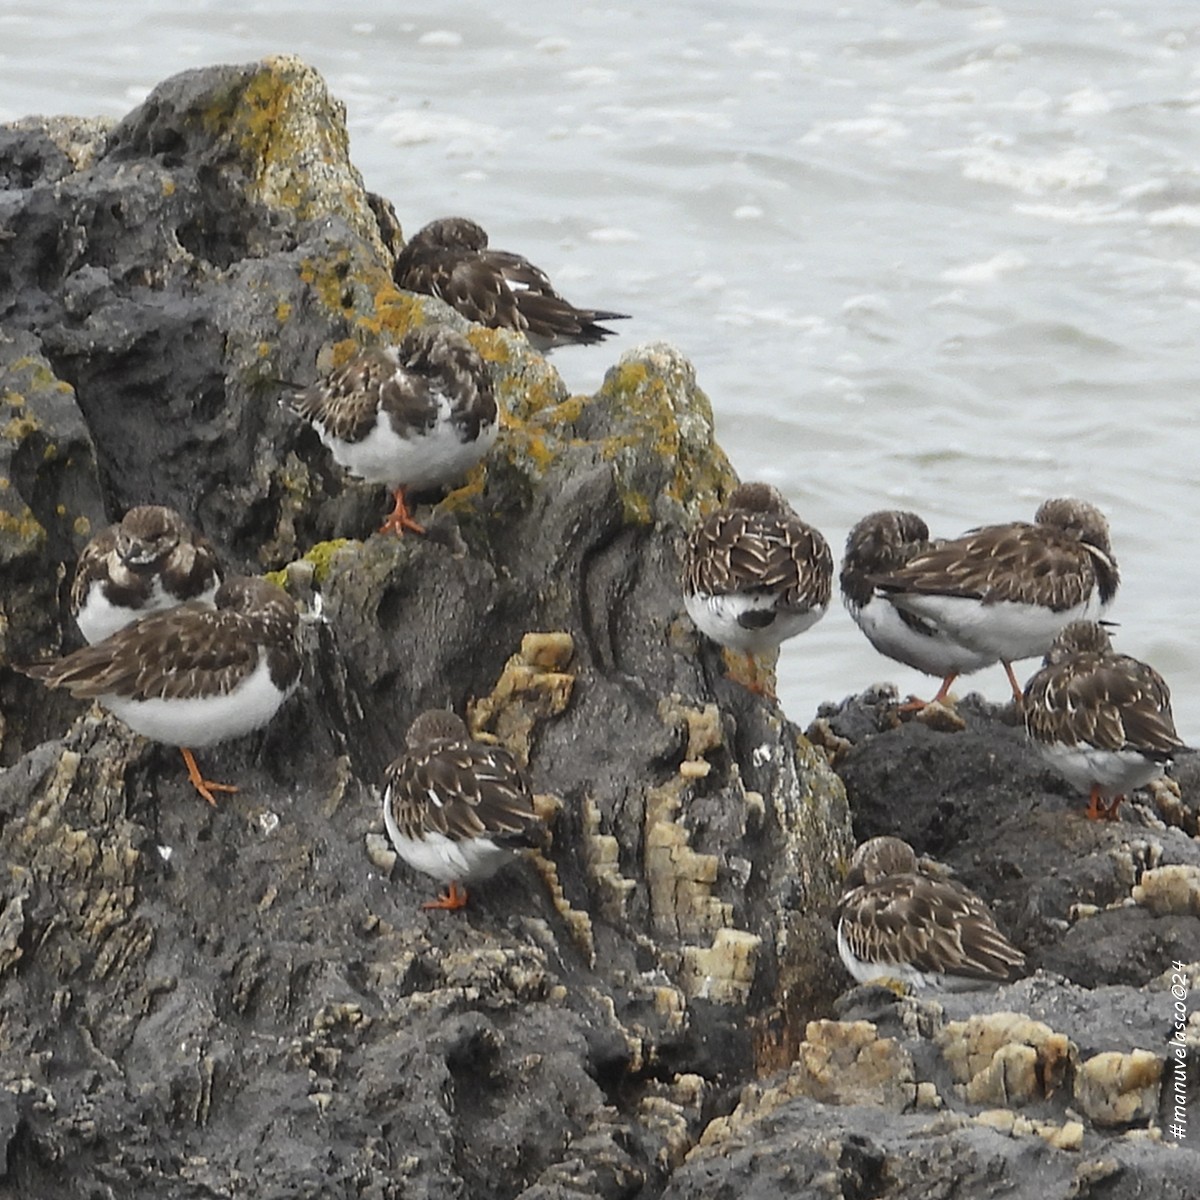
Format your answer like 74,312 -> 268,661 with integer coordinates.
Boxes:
393,217 -> 629,351
284,324 -> 497,535
382,710 -> 542,911
683,482 -> 833,664
869,498 -> 1119,704
21,577 -> 301,806
71,505 -> 223,644
840,509 -> 995,707
1023,620 -> 1186,820
836,836 -> 1025,989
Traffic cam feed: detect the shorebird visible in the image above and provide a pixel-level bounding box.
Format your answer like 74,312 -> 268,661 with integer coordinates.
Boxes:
841,509 -> 994,707
836,836 -> 1025,989
71,504 -> 223,644
21,577 -> 302,806
683,482 -> 833,688
393,216 -> 629,351
284,324 -> 498,536
868,498 -> 1119,705
382,710 -> 542,911
1023,620 -> 1187,820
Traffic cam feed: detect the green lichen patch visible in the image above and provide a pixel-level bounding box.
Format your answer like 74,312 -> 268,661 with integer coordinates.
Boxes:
266,538 -> 356,591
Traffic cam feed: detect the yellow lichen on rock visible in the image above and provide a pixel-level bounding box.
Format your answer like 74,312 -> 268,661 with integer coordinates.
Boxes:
592,343 -> 736,520
205,56 -> 388,260
1074,1049 -> 1163,1128
266,538 -> 354,592
938,1012 -> 1075,1106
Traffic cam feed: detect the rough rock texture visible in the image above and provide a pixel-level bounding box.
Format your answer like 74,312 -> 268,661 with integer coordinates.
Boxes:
662,692 -> 1199,1197
3,59 -> 1198,1200
0,59 -> 853,1199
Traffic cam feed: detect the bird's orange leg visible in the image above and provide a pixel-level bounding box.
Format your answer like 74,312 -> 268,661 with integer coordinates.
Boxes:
1003,661 -> 1025,707
422,881 -> 470,911
898,672 -> 957,712
180,748 -> 238,807
1083,785 -> 1107,821
379,487 -> 426,536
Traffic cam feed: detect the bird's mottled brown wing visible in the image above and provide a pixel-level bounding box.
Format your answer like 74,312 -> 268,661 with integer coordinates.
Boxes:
1025,652 -> 1183,757
21,602 -> 262,702
686,508 -> 833,613
69,524 -> 119,613
873,521 -> 1102,610
397,234 -> 626,345
486,249 -> 626,344
838,873 -> 1024,982
384,738 -> 539,845
384,325 -> 497,439
431,252 -> 530,333
288,348 -> 418,443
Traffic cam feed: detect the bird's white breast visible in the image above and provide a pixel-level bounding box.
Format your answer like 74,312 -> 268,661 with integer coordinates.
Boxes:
77,576 -> 219,645
685,591 -> 825,655
103,652 -> 294,748
317,396 -> 498,491
382,790 -> 512,885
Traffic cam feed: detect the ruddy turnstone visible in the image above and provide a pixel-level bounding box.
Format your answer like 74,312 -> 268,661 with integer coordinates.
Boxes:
683,482 -> 833,665
841,509 -> 995,707
869,498 -> 1119,704
392,216 -> 629,351
382,709 -> 541,911
836,836 -> 1025,989
71,504 -> 224,644
20,576 -> 301,806
1023,621 -> 1186,820
284,324 -> 498,536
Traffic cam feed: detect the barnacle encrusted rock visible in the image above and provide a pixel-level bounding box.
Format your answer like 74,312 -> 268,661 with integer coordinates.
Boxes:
1073,1050 -> 1163,1128
937,1012 -> 1075,1106
1131,864 -> 1200,916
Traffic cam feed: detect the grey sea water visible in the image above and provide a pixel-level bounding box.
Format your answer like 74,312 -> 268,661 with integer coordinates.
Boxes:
5,1 -> 1200,737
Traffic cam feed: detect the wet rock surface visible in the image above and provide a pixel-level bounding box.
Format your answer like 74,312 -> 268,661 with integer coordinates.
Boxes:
1,59 -> 1197,1200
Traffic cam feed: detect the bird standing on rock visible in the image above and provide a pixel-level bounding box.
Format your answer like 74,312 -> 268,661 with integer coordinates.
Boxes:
840,509 -> 995,708
284,324 -> 498,536
393,216 -> 629,351
382,710 -> 543,911
683,482 -> 832,691
1023,620 -> 1187,820
21,577 -> 302,807
867,498 -> 1119,706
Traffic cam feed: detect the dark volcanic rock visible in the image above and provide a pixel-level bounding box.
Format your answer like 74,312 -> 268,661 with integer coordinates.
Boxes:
2,57 -> 1197,1200
0,59 -> 851,1199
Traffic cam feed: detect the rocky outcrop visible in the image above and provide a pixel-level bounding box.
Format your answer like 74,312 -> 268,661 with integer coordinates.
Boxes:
2,58 -> 1197,1200
0,58 -> 851,1199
